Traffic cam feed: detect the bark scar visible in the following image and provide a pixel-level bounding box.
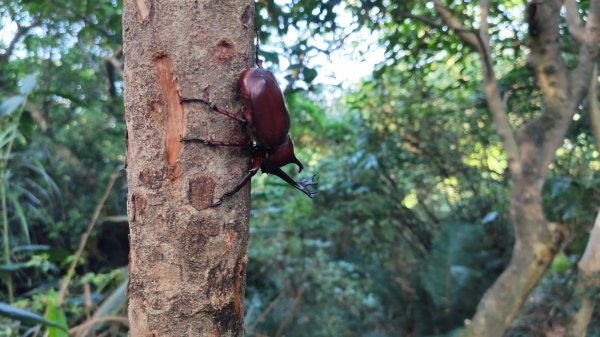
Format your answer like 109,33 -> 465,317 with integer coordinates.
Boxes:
134,0 -> 151,23
153,51 -> 185,177
188,176 -> 216,211
212,39 -> 235,64
240,5 -> 252,28
233,255 -> 248,318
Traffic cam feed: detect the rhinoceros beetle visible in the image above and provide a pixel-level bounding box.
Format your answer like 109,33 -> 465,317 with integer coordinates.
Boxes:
180,55 -> 317,207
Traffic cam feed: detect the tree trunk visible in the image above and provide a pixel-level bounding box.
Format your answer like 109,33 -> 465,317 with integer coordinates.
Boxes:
458,1 -> 600,336
567,211 -> 600,337
461,179 -> 557,337
123,1 -> 254,336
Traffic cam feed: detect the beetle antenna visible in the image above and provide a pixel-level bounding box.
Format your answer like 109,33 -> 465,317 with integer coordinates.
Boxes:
255,29 -> 263,68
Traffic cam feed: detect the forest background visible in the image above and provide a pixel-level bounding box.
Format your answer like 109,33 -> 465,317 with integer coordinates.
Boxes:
1,0 -> 600,336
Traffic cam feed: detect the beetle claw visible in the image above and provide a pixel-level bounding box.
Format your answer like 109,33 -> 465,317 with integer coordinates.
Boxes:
209,198 -> 224,207
209,190 -> 238,207
298,175 -> 318,198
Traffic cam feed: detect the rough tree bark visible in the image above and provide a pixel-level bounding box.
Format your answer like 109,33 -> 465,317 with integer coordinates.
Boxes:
123,1 -> 255,336
425,1 -> 600,337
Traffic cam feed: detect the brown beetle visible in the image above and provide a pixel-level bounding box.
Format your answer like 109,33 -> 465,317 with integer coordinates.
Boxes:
181,60 -> 317,207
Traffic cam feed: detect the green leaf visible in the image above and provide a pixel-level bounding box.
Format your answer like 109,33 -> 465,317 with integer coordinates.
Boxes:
551,252 -> 571,273
0,302 -> 66,330
19,74 -> 37,95
45,298 -> 69,337
0,96 -> 25,117
302,67 -> 318,83
12,244 -> 50,254
19,111 -> 35,139
0,124 -> 18,148
0,262 -> 30,272
7,192 -> 31,244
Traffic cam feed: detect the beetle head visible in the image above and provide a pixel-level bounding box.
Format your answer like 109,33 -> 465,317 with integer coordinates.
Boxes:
263,135 -> 303,172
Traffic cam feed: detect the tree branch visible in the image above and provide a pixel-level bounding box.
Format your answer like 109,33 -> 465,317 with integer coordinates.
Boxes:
589,66 -> 600,152
404,2 -> 521,173
567,211 -> 600,337
104,47 -> 124,78
432,0 -> 481,51
477,1 -> 519,170
571,0 -> 600,101
584,0 -> 600,43
565,0 -> 586,43
451,0 -> 521,174
0,18 -> 42,63
57,170 -> 121,305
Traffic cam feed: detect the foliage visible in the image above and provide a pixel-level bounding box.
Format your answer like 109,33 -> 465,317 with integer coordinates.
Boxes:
247,0 -> 600,336
0,0 -> 599,336
0,1 -> 128,335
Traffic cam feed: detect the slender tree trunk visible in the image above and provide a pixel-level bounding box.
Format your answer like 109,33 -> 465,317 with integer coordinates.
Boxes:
567,212 -> 600,337
123,1 -> 254,336
457,1 -> 600,336
462,178 -> 557,337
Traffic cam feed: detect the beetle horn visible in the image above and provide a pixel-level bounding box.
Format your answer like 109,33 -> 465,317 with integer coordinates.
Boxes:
293,155 -> 303,172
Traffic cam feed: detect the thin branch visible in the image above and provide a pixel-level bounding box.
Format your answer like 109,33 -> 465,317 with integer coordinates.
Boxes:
105,56 -> 124,78
105,47 -> 124,73
275,286 -> 305,337
432,0 -> 481,51
56,169 -> 122,304
478,0 -> 495,79
479,0 -> 521,174
245,292 -> 284,334
48,0 -> 121,44
310,25 -> 361,55
589,66 -> 600,152
401,12 -> 445,30
69,316 -> 129,335
0,18 -> 42,63
584,0 -> 600,44
565,0 -> 586,43
571,0 -> 600,105
480,0 -> 490,45
433,0 -> 521,174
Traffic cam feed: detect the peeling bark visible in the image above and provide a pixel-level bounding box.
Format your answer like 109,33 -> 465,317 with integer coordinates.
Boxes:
123,1 -> 254,336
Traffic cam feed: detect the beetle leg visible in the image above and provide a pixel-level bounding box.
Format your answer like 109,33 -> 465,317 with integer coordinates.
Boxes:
265,168 -> 318,198
180,135 -> 252,147
210,153 -> 262,207
180,97 -> 247,124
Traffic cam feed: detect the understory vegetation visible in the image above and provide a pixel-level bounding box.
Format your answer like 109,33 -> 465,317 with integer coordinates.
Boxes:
1,0 -> 599,336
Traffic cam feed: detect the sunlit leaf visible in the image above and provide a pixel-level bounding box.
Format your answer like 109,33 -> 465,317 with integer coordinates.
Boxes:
481,211 -> 498,224
551,252 -> 571,273
19,74 -> 37,95
0,96 -> 25,117
45,296 -> 69,337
